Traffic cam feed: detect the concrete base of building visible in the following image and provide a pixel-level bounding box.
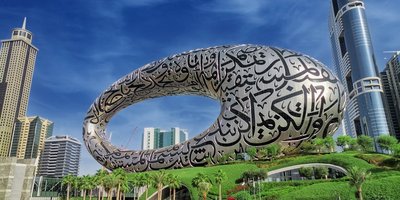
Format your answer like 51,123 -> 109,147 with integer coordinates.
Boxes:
0,157 -> 37,200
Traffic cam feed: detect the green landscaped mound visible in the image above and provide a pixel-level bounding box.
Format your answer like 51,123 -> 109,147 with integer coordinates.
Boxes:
134,152 -> 400,200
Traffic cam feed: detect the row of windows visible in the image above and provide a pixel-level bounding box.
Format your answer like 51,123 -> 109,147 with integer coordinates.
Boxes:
12,30 -> 32,40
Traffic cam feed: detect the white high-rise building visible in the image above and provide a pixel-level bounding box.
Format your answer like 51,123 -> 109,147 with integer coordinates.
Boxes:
0,18 -> 38,156
142,127 -> 188,150
37,135 -> 81,178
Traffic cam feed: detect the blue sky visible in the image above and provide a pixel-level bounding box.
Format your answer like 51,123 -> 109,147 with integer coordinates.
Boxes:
0,0 -> 399,175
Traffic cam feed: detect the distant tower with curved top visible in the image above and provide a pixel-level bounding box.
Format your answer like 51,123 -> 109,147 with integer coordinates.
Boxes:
0,18 -> 38,157
329,0 -> 389,145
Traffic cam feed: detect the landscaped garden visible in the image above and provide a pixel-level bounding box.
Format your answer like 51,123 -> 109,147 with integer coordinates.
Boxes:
61,135 -> 400,200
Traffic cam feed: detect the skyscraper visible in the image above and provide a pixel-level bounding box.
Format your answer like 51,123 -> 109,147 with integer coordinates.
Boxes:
0,18 -> 38,157
380,52 -> 400,140
9,116 -> 53,159
37,135 -> 81,178
142,127 -> 189,150
329,0 -> 389,145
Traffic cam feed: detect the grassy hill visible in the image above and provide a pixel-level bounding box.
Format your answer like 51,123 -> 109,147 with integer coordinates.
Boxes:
134,151 -> 400,200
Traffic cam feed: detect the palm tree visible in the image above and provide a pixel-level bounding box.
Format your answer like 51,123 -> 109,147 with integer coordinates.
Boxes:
81,175 -> 93,200
142,173 -> 152,200
62,174 -> 75,200
113,168 -> 127,200
95,168 -> 108,200
87,176 -> 96,200
348,166 -> 371,200
215,170 -> 227,200
72,176 -> 81,198
198,181 -> 211,200
120,177 -> 131,200
152,170 -> 168,200
166,173 -> 174,198
168,175 -> 181,200
191,173 -> 211,188
104,173 -> 118,200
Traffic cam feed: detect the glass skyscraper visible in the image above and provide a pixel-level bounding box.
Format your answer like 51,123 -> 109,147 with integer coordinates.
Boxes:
380,52 -> 400,140
142,127 -> 189,150
329,0 -> 389,146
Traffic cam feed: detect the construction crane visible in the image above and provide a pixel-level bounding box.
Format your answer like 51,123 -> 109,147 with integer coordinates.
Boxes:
383,51 -> 400,60
122,127 -> 137,150
383,51 -> 400,54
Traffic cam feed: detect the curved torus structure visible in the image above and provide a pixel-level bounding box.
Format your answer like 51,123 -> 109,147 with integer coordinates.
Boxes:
83,45 -> 346,172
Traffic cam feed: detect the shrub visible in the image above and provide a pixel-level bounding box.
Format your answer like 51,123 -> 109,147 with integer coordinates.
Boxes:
336,135 -> 352,150
299,141 -> 315,153
298,167 -> 314,179
313,138 -> 325,153
324,136 -> 336,152
246,147 -> 257,161
393,144 -> 400,158
232,191 -> 252,200
376,135 -> 398,153
282,146 -> 300,156
265,144 -> 281,160
357,135 -> 374,152
314,167 -> 329,179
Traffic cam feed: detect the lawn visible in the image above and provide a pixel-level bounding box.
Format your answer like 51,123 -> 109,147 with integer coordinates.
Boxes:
131,152 -> 400,200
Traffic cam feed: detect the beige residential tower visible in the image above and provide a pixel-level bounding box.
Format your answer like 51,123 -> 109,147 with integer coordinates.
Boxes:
0,18 -> 38,156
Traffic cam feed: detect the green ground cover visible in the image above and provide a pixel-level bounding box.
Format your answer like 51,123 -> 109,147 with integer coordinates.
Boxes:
132,152 -> 400,200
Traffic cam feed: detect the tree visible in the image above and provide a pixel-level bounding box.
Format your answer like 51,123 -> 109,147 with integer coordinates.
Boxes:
80,175 -> 93,200
233,190 -> 252,200
348,166 -> 370,200
314,166 -> 329,179
215,170 -> 227,200
337,135 -> 352,150
257,148 -> 268,160
112,168 -> 127,200
314,138 -> 325,153
265,143 -> 281,160
62,174 -> 75,200
393,143 -> 400,158
357,135 -> 374,152
152,170 -> 169,200
198,181 -> 211,200
94,168 -> 108,200
168,175 -> 181,200
349,138 -> 359,151
142,173 -> 152,200
246,147 -> 257,161
324,136 -> 336,152
104,172 -> 118,200
377,135 -> 398,153
299,141 -> 316,153
240,169 -> 268,186
192,173 -> 211,188
119,176 -> 131,200
72,176 -> 81,197
298,167 -> 313,180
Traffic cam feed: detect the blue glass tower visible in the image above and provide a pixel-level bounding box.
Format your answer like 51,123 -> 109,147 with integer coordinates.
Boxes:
329,0 -> 389,147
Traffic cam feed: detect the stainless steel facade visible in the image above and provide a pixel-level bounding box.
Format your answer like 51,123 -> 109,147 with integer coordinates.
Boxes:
329,0 -> 389,144
83,45 -> 345,172
380,53 -> 400,140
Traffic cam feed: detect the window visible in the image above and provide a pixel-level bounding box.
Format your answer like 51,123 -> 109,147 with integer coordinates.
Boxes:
346,72 -> 354,92
332,0 -> 339,16
13,31 -> 18,35
339,35 -> 347,57
354,118 -> 362,136
27,34 -> 31,39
